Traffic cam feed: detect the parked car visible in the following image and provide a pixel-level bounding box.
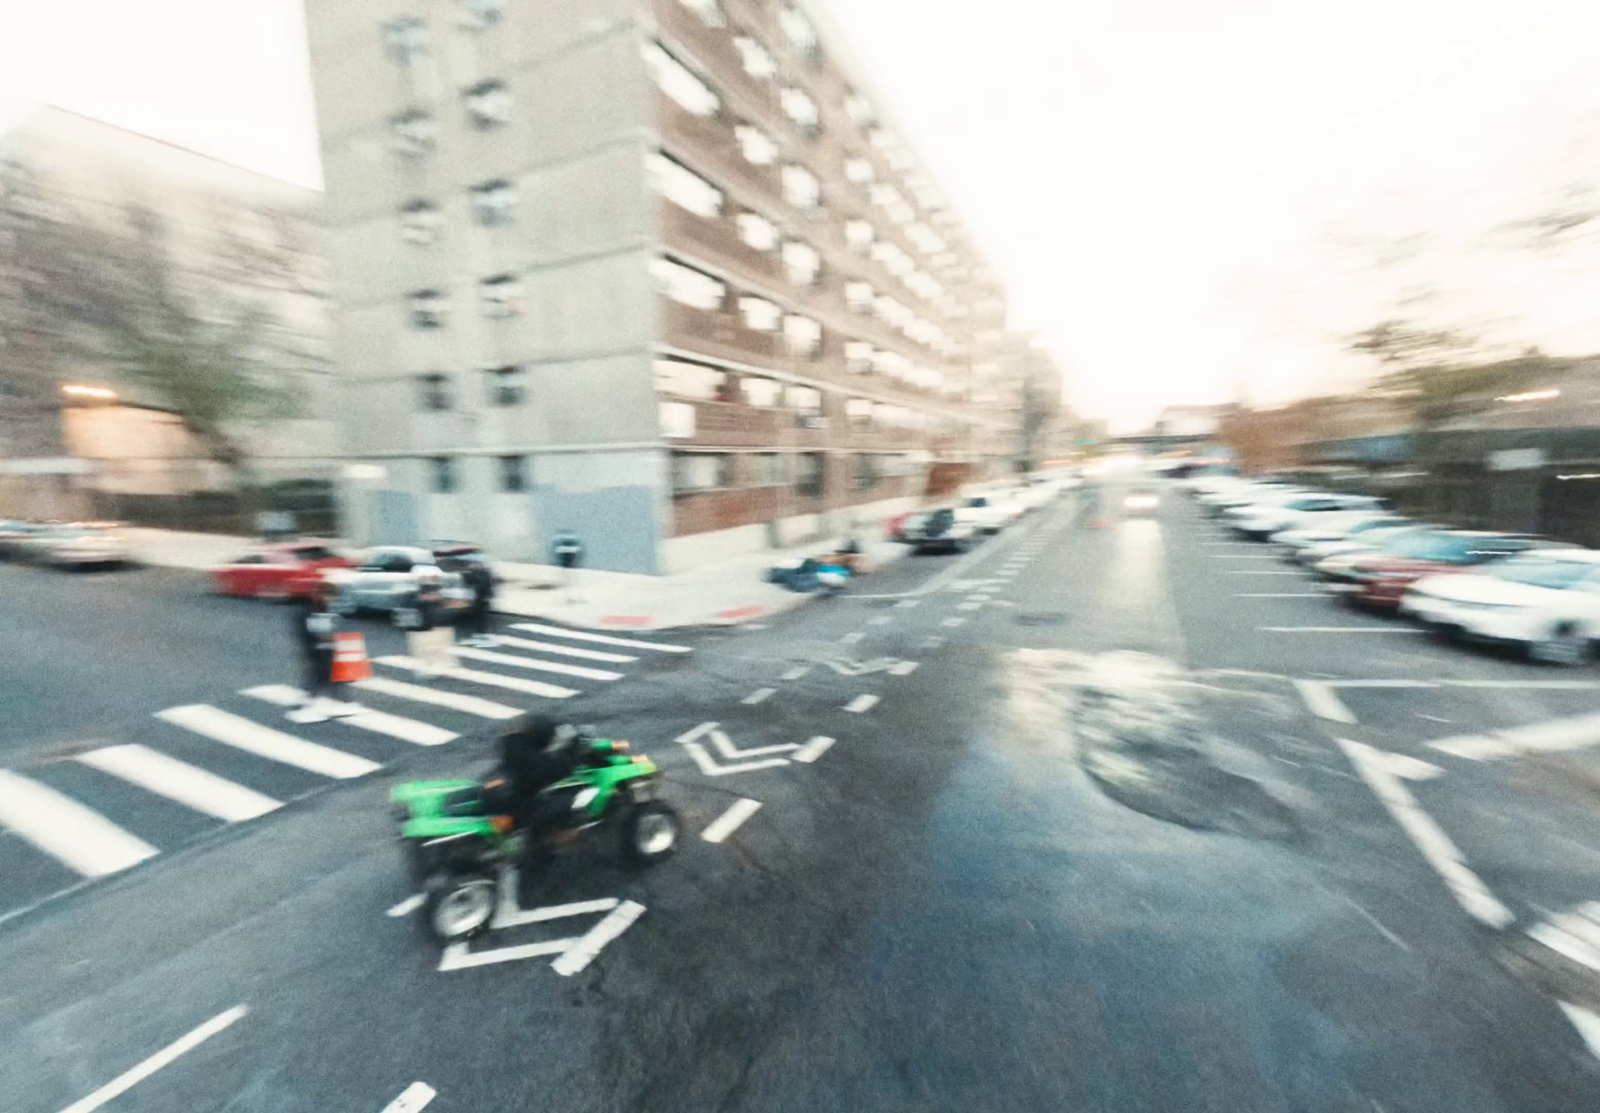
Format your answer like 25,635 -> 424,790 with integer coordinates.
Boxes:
1402,550 -> 1600,665
328,545 -> 474,616
901,508 -> 975,554
1340,530 -> 1562,609
1226,493 -> 1384,539
1305,522 -> 1437,572
957,494 -> 1021,534
12,523 -> 130,569
209,541 -> 352,599
0,519 -> 43,559
1273,513 -> 1407,556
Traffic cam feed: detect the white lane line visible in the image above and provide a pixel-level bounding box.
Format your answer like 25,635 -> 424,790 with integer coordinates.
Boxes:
920,636 -> 945,649
1338,739 -> 1513,928
1293,680 -> 1357,724
1210,554 -> 1287,560
1261,627 -> 1426,634
58,1005 -> 248,1113
781,665 -> 811,681
868,616 -> 893,626
742,688 -> 776,705
1233,593 -> 1328,598
454,646 -> 622,682
439,938 -> 577,971
683,743 -> 790,776
844,694 -> 879,714
485,635 -> 635,663
1325,679 -> 1438,689
0,769 -> 159,878
1528,904 -> 1600,972
1559,1003 -> 1600,1060
492,894 -> 621,931
376,656 -> 577,699
889,661 -> 920,676
957,602 -> 983,611
1226,571 -> 1307,576
1202,542 -> 1261,547
552,900 -> 647,975
156,705 -> 380,779
1430,711 -> 1600,762
241,686 -> 457,747
77,745 -> 280,822
509,623 -> 691,653
386,894 -> 426,918
701,798 -> 762,843
1444,679 -> 1600,691
942,617 -> 966,627
841,632 -> 864,645
895,599 -> 920,609
352,677 -> 521,719
791,735 -> 836,763
381,1081 -> 437,1113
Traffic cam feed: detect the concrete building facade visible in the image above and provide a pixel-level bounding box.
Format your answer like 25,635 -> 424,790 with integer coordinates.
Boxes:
305,0 -> 1018,573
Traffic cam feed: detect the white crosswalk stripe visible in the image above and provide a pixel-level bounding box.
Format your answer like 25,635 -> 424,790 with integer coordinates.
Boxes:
453,646 -> 622,682
77,744 -> 281,822
240,686 -> 459,746
375,656 -> 578,698
509,623 -> 692,653
0,769 -> 159,877
485,635 -> 636,664
351,677 -> 521,719
156,705 -> 381,779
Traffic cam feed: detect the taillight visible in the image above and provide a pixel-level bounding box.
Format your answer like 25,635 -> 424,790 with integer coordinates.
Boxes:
490,814 -> 515,833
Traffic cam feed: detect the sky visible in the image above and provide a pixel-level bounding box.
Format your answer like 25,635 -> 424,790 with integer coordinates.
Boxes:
3,1 -> 1599,431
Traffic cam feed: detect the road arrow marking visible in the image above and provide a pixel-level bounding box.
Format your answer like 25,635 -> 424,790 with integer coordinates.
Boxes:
683,744 -> 791,776
552,900 -> 646,975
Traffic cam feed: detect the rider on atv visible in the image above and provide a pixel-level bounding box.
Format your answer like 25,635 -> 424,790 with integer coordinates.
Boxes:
480,713 -> 586,836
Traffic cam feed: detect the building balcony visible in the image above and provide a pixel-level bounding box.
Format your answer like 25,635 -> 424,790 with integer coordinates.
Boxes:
657,200 -> 782,288
658,296 -> 781,368
662,398 -> 783,449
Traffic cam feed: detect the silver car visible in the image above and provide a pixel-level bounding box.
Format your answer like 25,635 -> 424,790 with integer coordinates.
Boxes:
329,545 -> 472,616
16,523 -> 130,569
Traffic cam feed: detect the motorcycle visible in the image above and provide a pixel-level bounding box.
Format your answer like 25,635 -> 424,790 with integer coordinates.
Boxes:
815,560 -> 851,596
393,732 -> 680,943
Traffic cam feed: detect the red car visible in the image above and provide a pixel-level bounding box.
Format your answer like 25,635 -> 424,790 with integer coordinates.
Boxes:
210,541 -> 352,599
1345,530 -> 1554,609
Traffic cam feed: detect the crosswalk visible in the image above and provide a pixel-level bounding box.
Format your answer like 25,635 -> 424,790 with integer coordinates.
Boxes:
0,624 -> 692,919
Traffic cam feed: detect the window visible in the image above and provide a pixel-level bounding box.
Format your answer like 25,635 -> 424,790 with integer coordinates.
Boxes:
844,157 -> 874,185
391,111 -> 437,157
874,294 -> 912,330
844,341 -> 873,372
784,314 -> 822,358
469,179 -> 517,226
647,153 -> 722,218
679,0 -> 725,27
782,164 -> 819,209
399,199 -> 442,245
753,453 -> 787,486
781,240 -> 820,286
736,211 -> 778,251
845,220 -> 874,253
429,456 -> 457,494
499,455 -> 528,493
408,289 -> 446,328
779,7 -> 819,61
671,452 -> 731,494
655,358 -> 731,401
417,373 -> 452,412
643,43 -> 720,117
464,80 -> 512,128
733,36 -> 777,81
741,376 -> 782,407
651,256 -> 726,310
845,93 -> 875,125
795,452 -> 825,497
855,454 -> 878,491
660,401 -> 695,439
734,123 -> 778,166
487,366 -> 526,406
870,182 -> 914,224
845,281 -> 874,313
846,398 -> 873,426
786,384 -> 822,415
872,240 -> 914,277
458,0 -> 504,28
383,17 -> 429,64
738,296 -> 780,331
907,223 -> 948,256
480,274 -> 521,317
780,88 -> 819,135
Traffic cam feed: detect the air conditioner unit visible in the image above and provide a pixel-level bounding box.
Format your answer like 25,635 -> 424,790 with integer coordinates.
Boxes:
800,415 -> 829,430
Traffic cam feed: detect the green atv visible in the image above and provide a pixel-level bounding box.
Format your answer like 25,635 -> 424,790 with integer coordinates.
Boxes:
393,733 -> 679,943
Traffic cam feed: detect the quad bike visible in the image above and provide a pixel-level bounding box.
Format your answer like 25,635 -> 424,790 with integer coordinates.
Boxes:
393,733 -> 679,943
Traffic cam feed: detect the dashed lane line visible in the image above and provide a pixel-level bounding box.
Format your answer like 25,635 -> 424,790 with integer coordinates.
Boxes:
792,735 -> 836,763
381,1082 -> 437,1113
844,694 -> 880,714
781,666 -> 811,681
1293,680 -> 1357,724
841,632 -> 864,645
552,900 -> 647,976
942,617 -> 966,628
742,688 -> 776,705
701,798 -> 762,843
58,1005 -> 248,1113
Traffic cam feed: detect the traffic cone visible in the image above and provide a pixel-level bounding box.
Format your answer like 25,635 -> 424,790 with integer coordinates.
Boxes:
330,632 -> 373,683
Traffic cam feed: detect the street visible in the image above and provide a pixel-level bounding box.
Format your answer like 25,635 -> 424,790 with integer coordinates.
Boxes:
8,486 -> 1600,1112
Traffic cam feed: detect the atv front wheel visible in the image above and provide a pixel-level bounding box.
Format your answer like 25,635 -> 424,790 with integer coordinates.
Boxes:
424,873 -> 496,942
621,802 -> 680,866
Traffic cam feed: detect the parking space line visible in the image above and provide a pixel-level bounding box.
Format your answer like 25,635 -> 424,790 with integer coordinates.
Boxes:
742,688 -> 776,705
380,1082 -> 437,1113
1293,680 -> 1356,724
0,769 -> 159,878
78,744 -> 281,822
509,623 -> 691,653
701,798 -> 762,843
59,1005 -> 248,1113
156,705 -> 381,779
792,736 -> 836,763
844,694 -> 880,714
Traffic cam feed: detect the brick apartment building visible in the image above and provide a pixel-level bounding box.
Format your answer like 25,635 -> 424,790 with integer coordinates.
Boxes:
305,0 -> 1026,573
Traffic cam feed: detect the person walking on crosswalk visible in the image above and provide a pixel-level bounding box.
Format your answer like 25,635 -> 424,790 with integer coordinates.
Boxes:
289,577 -> 362,722
460,560 -> 497,648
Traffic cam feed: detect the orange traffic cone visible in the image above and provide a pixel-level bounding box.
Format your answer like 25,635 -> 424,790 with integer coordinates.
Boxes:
330,632 -> 373,683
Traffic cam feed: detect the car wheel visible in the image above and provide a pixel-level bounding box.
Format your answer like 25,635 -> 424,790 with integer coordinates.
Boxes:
1528,624 -> 1591,667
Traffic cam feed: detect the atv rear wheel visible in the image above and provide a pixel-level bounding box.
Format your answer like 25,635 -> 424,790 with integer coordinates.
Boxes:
424,873 -> 496,942
621,802 -> 680,866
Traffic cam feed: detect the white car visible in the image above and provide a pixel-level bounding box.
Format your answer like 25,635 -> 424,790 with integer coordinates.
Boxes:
1273,513 -> 1406,554
1200,482 -> 1306,517
1227,494 -> 1386,540
1300,522 -> 1434,568
15,523 -> 130,569
1402,550 -> 1600,664
957,493 -> 1022,534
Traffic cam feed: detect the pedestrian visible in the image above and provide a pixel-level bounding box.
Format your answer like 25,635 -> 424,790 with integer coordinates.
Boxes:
462,560 -> 497,648
289,578 -> 361,722
407,567 -> 455,679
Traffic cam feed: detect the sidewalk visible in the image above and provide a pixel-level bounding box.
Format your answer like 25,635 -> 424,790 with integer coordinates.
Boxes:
125,526 -> 908,632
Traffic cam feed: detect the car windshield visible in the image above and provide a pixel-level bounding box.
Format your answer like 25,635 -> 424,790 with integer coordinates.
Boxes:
1388,533 -> 1509,564
1484,557 -> 1600,590
291,545 -> 336,561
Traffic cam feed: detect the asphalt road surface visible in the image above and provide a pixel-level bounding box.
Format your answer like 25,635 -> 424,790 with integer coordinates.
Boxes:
7,484 -> 1600,1111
